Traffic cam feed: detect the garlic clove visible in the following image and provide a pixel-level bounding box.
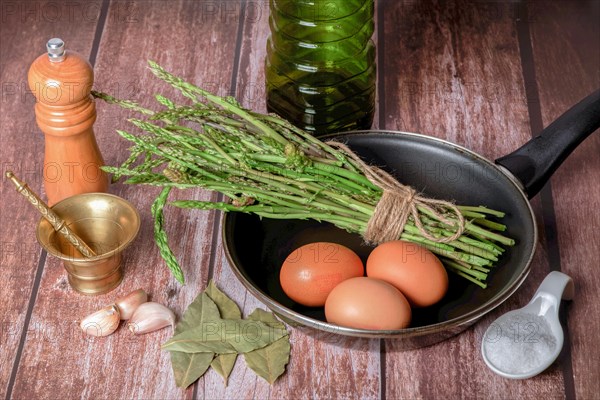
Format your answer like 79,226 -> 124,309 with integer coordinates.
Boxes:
114,288 -> 148,320
127,302 -> 175,335
80,305 -> 121,337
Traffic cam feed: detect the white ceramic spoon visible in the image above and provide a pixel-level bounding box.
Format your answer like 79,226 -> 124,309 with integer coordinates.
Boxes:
481,271 -> 574,379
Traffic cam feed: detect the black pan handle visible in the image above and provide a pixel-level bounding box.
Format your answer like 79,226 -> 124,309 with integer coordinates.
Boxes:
496,89 -> 600,198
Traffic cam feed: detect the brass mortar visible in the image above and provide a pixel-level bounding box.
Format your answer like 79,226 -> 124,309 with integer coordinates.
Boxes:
36,193 -> 140,296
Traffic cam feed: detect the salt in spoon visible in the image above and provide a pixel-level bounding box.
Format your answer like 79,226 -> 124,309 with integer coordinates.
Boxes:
481,271 -> 574,379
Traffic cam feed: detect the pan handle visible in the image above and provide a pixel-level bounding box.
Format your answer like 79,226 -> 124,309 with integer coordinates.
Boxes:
495,89 -> 600,198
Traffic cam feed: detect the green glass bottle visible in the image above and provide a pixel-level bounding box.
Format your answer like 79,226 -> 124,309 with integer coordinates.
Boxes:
265,0 -> 376,136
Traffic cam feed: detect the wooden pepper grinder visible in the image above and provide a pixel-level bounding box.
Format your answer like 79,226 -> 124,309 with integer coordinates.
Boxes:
28,38 -> 108,205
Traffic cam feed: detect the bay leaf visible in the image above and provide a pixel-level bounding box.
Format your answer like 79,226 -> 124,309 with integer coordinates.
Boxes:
168,292 -> 221,388
210,353 -> 237,386
246,308 -> 283,328
170,352 -> 214,389
206,280 -> 242,319
163,319 -> 288,354
206,280 -> 242,385
243,309 -> 290,384
177,292 -> 222,333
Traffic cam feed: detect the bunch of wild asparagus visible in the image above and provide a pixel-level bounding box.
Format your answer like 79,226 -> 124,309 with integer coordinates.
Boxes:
95,61 -> 514,287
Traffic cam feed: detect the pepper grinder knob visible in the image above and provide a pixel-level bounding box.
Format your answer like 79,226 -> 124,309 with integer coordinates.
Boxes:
28,38 -> 108,205
47,38 -> 65,62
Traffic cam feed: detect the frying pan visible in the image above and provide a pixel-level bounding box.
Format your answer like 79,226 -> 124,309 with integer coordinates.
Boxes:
222,90 -> 600,347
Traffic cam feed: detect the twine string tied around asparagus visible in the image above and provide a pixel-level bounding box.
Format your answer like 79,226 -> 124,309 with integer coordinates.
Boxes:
326,141 -> 465,244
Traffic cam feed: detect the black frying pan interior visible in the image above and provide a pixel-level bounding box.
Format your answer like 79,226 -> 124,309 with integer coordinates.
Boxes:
224,131 -> 536,327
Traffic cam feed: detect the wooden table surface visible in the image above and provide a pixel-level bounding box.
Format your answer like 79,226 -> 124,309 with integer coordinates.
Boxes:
1,1 -> 599,399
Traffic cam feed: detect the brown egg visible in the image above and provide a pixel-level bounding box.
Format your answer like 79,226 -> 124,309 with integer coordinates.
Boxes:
325,277 -> 411,330
280,242 -> 364,307
366,240 -> 448,307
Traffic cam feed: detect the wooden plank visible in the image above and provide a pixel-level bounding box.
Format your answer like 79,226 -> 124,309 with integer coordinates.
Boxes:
380,0 -> 531,158
380,1 -> 565,398
204,1 -> 383,398
0,1 -> 101,397
528,1 -> 600,399
8,1 -> 240,398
